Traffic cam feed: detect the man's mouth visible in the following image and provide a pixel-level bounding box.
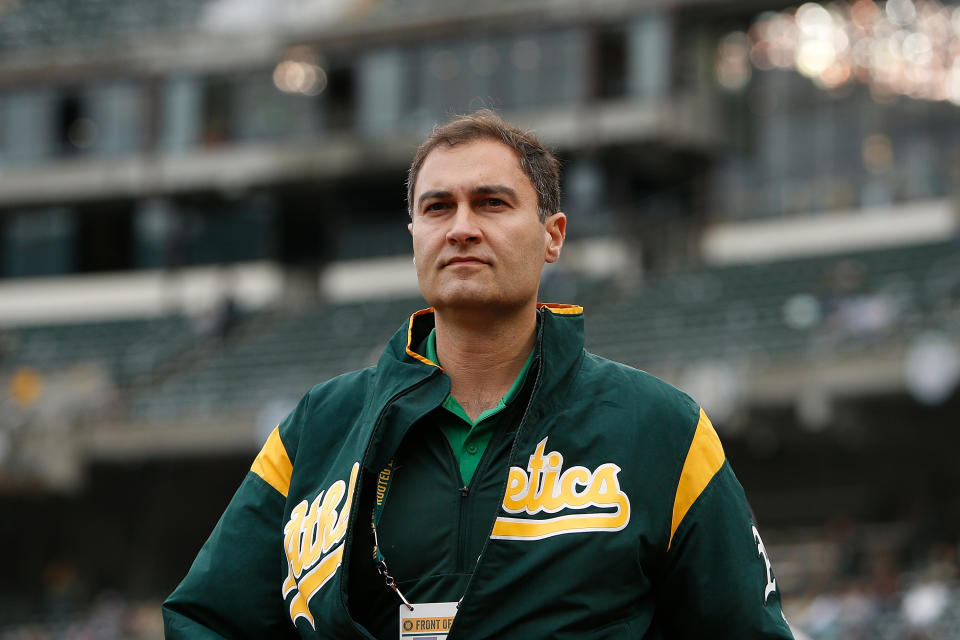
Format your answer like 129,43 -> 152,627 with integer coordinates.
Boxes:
445,257 -> 488,266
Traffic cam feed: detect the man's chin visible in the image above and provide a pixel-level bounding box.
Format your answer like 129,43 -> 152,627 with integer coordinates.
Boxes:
430,294 -> 498,311
425,286 -> 513,312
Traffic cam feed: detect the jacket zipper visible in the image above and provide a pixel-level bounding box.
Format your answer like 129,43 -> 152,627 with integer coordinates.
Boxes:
444,385 -> 525,574
454,411 -> 509,573
438,431 -> 471,572
457,484 -> 470,572
341,369 -> 442,640
447,338 -> 546,639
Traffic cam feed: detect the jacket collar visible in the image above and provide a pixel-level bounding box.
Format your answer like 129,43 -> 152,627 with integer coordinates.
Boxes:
395,303 -> 586,412
403,301 -> 582,353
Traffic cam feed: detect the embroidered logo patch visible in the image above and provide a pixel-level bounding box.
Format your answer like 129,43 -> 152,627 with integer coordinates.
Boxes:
491,438 -> 631,540
281,462 -> 359,628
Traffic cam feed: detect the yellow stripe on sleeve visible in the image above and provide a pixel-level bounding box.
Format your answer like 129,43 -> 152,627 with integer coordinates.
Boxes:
250,425 -> 293,498
668,409 -> 726,550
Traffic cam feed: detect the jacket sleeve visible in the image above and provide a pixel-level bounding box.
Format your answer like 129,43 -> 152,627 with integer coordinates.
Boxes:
654,409 -> 795,639
163,400 -> 305,639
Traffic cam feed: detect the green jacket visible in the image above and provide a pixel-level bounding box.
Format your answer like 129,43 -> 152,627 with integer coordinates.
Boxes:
163,304 -> 795,639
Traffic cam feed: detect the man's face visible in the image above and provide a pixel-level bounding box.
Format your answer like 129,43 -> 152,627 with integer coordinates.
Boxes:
409,139 -> 565,313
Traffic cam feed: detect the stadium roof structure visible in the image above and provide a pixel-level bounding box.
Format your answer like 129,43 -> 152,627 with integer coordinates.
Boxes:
0,0 -> 209,54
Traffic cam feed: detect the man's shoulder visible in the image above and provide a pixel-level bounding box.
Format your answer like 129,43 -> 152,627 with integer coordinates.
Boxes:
302,365 -> 377,402
276,365 -> 379,456
578,350 -> 700,430
581,351 -> 695,403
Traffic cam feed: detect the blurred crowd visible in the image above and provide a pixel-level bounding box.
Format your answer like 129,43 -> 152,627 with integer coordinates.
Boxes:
0,592 -> 161,640
784,513 -> 960,639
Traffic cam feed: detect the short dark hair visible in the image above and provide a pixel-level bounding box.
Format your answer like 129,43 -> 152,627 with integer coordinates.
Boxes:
406,109 -> 561,222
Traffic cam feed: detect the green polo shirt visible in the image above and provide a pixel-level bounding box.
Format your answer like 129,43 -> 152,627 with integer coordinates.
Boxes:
424,328 -> 535,485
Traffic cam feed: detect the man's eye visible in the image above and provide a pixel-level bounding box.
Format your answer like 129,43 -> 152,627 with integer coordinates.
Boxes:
424,202 -> 449,212
485,198 -> 505,207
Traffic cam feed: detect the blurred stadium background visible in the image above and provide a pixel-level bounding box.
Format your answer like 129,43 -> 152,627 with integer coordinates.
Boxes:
0,0 -> 959,637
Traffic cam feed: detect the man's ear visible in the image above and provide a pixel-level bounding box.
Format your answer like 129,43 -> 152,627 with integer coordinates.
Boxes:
407,221 -> 413,235
544,212 -> 566,263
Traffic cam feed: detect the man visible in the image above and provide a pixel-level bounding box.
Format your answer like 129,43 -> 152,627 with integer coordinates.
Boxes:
164,110 -> 795,639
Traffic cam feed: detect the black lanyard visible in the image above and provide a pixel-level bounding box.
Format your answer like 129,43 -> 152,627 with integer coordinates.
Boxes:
371,459 -> 414,610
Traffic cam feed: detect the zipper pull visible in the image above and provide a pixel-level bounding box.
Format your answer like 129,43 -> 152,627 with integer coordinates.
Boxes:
459,486 -> 470,498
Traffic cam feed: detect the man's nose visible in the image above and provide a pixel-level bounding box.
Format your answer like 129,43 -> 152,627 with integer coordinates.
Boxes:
445,204 -> 482,245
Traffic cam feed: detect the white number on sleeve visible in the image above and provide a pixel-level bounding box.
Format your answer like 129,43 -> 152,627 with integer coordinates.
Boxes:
751,525 -> 777,603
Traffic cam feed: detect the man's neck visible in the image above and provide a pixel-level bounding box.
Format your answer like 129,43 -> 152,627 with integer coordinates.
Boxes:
433,306 -> 537,422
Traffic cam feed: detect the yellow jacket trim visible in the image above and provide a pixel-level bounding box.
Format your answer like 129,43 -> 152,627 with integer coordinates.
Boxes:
405,308 -> 441,368
537,303 -> 584,315
668,409 -> 725,550
250,425 -> 294,498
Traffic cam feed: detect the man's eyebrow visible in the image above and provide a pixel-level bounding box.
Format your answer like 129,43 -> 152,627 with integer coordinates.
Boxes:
472,184 -> 517,199
417,190 -> 452,209
416,185 -> 518,209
